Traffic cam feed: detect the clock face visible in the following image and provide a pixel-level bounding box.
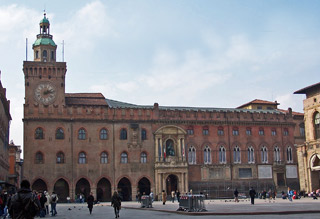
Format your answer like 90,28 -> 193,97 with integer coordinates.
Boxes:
34,82 -> 57,105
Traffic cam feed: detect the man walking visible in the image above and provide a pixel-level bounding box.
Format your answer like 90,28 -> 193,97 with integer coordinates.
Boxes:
249,187 -> 256,205
50,192 -> 58,216
8,180 -> 41,219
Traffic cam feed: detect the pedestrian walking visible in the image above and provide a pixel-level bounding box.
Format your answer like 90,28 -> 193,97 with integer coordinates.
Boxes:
8,179 -> 41,219
249,187 -> 256,205
149,191 -> 154,203
234,188 -> 239,202
45,191 -> 50,215
87,192 -> 94,214
111,191 -> 121,218
287,187 -> 293,202
171,190 -> 175,203
176,190 -> 180,203
162,190 -> 166,205
39,192 -> 47,217
50,191 -> 58,216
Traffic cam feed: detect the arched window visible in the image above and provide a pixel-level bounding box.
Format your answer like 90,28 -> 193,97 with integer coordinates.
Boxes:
218,126 -> 224,136
187,126 -> 194,135
121,152 -> 128,163
35,152 -> 44,164
100,128 -> 108,140
51,51 -> 54,60
203,126 -> 209,135
248,146 -> 254,164
78,128 -> 86,140
259,128 -> 264,136
232,127 -> 239,136
100,152 -> 108,164
36,50 -> 39,59
233,146 -> 241,163
56,152 -> 65,164
140,152 -> 147,163
120,128 -> 127,140
166,139 -> 175,156
56,128 -> 64,139
35,128 -> 44,139
283,128 -> 289,136
274,146 -> 281,163
42,50 -> 47,58
219,146 -> 226,163
315,112 -> 320,139
141,129 -> 147,140
261,146 -> 268,163
287,147 -> 293,163
78,152 -> 86,164
271,129 -> 277,136
246,127 -> 252,136
188,146 -> 196,164
204,146 -> 211,164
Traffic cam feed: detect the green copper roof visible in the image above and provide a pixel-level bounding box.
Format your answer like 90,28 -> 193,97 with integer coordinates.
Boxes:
40,17 -> 49,24
33,38 -> 56,47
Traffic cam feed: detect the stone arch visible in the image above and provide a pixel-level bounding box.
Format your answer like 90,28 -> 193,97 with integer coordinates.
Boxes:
154,125 -> 187,135
117,177 -> 132,201
96,177 -> 112,202
53,178 -> 69,203
32,178 -> 48,192
75,178 -> 91,202
137,177 -> 151,195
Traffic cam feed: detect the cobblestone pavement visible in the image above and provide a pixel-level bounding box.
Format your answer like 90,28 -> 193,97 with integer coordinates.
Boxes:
45,198 -> 320,219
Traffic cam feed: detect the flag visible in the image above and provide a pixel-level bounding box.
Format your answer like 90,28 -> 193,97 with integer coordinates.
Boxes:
164,145 -> 166,159
182,142 -> 185,157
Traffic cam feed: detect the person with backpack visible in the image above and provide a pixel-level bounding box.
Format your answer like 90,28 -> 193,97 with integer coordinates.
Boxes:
8,179 -> 41,219
50,192 -> 58,216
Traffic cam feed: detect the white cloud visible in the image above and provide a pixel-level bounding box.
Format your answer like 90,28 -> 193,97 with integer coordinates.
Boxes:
54,1 -> 116,52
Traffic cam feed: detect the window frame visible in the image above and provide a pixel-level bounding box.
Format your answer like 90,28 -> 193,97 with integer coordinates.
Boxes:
188,146 -> 196,164
100,152 -> 108,164
35,151 -> 44,164
120,128 -> 127,140
140,152 -> 147,163
233,146 -> 241,163
287,146 -> 293,163
261,146 -> 268,163
218,127 -> 224,136
121,152 -> 128,163
100,128 -> 108,140
56,128 -> 64,140
56,152 -> 65,164
204,146 -> 211,164
219,146 -> 226,164
78,128 -> 86,140
248,146 -> 254,164
141,129 -> 147,141
274,146 -> 281,163
78,152 -> 87,164
35,127 -> 44,139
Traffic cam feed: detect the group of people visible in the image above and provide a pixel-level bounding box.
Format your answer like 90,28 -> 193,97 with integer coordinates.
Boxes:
0,180 -> 59,219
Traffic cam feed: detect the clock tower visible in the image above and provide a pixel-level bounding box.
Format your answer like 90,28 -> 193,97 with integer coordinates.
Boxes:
23,12 -> 66,107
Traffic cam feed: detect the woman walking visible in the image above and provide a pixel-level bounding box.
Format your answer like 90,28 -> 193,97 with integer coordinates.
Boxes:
162,190 -> 166,205
87,192 -> 94,215
111,191 -> 121,218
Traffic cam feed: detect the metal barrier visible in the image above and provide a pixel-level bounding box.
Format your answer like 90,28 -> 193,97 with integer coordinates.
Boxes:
177,194 -> 206,212
141,195 -> 152,208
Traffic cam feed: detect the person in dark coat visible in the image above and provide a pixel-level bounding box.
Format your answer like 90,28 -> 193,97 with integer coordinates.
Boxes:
39,192 -> 47,217
111,191 -> 121,218
8,180 -> 41,219
249,187 -> 256,205
234,188 -> 239,202
87,192 -> 94,214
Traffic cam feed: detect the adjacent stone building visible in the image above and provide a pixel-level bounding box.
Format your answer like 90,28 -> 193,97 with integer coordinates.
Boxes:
0,73 -> 12,188
294,82 -> 320,193
23,14 -> 304,202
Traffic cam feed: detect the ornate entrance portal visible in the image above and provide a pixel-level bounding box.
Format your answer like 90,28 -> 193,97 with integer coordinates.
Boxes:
154,125 -> 189,198
166,174 -> 178,195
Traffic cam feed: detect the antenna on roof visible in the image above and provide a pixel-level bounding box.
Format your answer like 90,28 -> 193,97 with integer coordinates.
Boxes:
26,38 -> 28,61
62,40 -> 65,62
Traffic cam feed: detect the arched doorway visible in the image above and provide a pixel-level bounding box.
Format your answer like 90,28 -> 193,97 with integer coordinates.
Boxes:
32,179 -> 47,192
118,177 -> 132,201
166,174 -> 178,195
97,178 -> 112,202
76,178 -> 91,202
53,179 -> 69,203
138,177 -> 151,195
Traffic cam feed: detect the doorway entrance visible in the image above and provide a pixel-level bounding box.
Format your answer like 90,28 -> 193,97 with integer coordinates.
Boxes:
166,174 -> 178,195
277,173 -> 285,187
118,177 -> 132,201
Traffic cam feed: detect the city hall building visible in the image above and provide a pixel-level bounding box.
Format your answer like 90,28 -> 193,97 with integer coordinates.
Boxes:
294,83 -> 320,193
23,14 -> 304,202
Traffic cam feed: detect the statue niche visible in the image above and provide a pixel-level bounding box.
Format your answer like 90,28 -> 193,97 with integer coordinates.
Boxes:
166,139 -> 175,156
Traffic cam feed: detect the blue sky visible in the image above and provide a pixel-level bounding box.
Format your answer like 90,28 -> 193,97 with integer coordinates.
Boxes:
1,0 -> 320,146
